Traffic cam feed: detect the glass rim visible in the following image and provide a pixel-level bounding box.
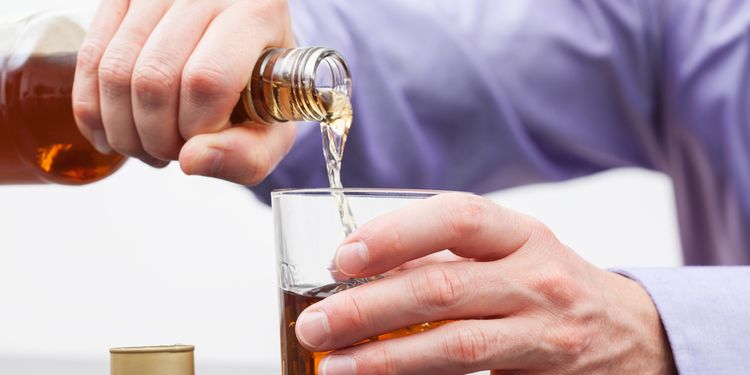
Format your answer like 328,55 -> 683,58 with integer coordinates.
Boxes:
271,187 -> 457,198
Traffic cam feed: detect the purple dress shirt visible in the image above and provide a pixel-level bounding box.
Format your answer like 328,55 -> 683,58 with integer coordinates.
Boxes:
252,1 -> 750,373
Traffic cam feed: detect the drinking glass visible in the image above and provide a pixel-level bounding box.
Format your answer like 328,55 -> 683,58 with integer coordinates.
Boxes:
272,188 -> 447,375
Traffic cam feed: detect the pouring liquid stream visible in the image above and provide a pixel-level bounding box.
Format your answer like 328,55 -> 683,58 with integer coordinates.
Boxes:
318,89 -> 384,288
279,89 -> 451,375
318,89 -> 357,236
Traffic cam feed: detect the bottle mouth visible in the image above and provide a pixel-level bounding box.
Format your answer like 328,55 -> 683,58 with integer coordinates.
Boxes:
243,47 -> 352,124
308,48 -> 352,119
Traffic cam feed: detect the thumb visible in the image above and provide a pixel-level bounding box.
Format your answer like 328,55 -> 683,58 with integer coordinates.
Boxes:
178,123 -> 296,185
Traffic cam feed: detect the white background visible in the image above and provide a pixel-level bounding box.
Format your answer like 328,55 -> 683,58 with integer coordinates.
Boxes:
0,0 -> 682,372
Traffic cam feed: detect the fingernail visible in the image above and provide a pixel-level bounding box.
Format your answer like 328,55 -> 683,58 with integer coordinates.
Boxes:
335,241 -> 369,276
91,130 -> 112,154
321,355 -> 356,375
296,311 -> 331,349
144,158 -> 170,169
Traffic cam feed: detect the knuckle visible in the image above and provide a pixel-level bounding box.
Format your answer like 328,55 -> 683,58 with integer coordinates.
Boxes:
107,136 -> 142,157
142,141 -> 179,161
249,0 -> 288,17
527,266 -> 600,360
98,55 -> 134,96
538,277 -> 600,359
355,344 -> 397,375
528,219 -> 557,246
442,325 -> 492,368
410,265 -> 465,313
336,292 -> 371,332
545,321 -> 594,359
132,61 -> 179,109
240,144 -> 272,186
71,100 -> 100,128
381,221 -> 406,256
529,267 -> 581,309
443,193 -> 489,238
76,42 -> 104,71
182,60 -> 231,104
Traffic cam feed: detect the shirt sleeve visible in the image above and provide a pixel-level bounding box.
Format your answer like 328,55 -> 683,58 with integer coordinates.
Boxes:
249,1 -> 750,373
614,268 -> 750,374
250,0 -> 665,203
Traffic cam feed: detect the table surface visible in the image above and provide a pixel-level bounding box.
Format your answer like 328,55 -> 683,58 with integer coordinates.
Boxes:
0,357 -> 279,375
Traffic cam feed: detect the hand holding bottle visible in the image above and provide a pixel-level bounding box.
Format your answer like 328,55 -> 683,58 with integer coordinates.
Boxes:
73,0 -> 297,184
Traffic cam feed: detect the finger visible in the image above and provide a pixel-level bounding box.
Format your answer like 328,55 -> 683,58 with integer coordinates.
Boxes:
178,123 -> 296,185
72,0 -> 130,154
393,250 -> 465,272
335,193 -> 543,277
178,0 -> 295,139
320,319 -> 548,375
341,251 -> 464,283
295,261 -> 531,352
97,0 -> 172,166
344,251 -> 462,282
131,0 -> 221,160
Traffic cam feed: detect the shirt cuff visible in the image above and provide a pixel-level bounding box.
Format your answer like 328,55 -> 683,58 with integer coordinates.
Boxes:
612,267 -> 750,375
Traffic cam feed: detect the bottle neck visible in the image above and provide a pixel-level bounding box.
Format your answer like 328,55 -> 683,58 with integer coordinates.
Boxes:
239,47 -> 352,125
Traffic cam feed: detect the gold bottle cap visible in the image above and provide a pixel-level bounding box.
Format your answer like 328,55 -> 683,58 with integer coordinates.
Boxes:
110,345 -> 195,375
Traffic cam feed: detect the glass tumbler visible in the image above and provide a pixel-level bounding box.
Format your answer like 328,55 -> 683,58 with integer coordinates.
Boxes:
272,188 -> 449,375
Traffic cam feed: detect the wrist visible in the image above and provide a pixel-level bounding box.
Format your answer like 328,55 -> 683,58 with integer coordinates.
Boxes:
602,271 -> 677,375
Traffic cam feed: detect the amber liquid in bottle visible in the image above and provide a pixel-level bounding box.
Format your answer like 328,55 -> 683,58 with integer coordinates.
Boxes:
281,285 -> 450,375
0,53 -> 125,184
